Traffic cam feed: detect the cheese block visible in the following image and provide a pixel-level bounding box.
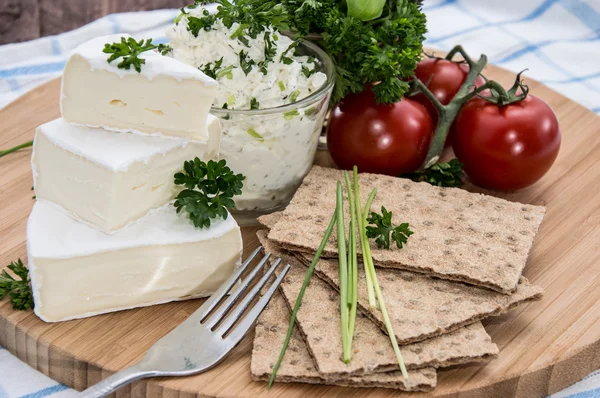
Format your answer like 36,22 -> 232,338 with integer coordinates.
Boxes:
60,34 -> 218,141
27,200 -> 243,323
32,117 -> 221,233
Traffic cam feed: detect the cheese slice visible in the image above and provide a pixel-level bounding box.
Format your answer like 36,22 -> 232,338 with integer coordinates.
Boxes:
60,34 -> 218,141
32,117 -> 221,233
27,200 -> 243,323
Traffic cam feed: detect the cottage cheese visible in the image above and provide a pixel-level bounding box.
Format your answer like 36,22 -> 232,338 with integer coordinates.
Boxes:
166,8 -> 332,213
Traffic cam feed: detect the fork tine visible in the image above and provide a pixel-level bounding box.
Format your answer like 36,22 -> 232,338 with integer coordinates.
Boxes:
226,263 -> 291,344
194,246 -> 262,322
203,252 -> 272,329
216,258 -> 283,336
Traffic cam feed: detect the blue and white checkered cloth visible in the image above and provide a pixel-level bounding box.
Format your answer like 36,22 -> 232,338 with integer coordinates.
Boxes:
0,1 -> 599,397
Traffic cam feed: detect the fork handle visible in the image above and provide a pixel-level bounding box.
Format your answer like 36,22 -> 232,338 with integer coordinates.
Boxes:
80,365 -> 157,398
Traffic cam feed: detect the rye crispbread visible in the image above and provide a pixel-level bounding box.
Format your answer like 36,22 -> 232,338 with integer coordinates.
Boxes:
258,218 -> 543,345
266,166 -> 546,294
251,292 -> 437,391
258,232 -> 501,376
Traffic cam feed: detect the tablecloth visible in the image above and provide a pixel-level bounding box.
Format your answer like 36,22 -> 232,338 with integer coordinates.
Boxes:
0,1 -> 599,397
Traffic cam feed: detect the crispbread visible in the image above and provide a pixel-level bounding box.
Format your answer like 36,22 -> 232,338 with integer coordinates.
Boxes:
251,292 -> 437,391
259,223 -> 543,345
267,166 -> 546,294
258,232 -> 500,376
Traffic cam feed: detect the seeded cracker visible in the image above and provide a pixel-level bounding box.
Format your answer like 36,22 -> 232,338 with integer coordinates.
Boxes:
251,292 -> 437,391
258,232 -> 501,376
267,166 -> 546,294
259,215 -> 543,345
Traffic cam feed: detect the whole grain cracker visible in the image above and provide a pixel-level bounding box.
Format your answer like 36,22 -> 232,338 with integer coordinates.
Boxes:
267,166 -> 546,294
259,220 -> 543,345
258,232 -> 500,376
252,292 -> 437,391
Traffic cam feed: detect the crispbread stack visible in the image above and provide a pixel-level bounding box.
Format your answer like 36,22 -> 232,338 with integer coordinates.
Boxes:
251,166 -> 546,391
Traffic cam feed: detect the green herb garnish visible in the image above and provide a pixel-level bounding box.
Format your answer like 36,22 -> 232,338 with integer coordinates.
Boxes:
405,159 -> 464,187
0,259 -> 34,311
0,140 -> 33,158
103,37 -> 158,73
157,43 -> 173,56
250,97 -> 260,110
366,206 -> 413,249
301,65 -> 315,78
173,159 -> 245,228
269,212 -> 337,388
239,50 -> 255,75
246,127 -> 264,140
361,188 -> 409,380
200,57 -> 224,79
278,81 -> 285,91
289,90 -> 300,103
283,109 -> 299,120
257,31 -> 277,74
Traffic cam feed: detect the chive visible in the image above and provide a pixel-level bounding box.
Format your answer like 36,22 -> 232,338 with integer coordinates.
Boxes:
290,90 -> 300,103
304,106 -> 316,116
278,81 -> 285,91
0,140 -> 33,158
354,166 -> 376,308
246,128 -> 263,141
284,109 -> 299,120
344,171 -> 359,340
336,181 -> 351,363
216,65 -> 234,79
227,95 -> 236,106
362,188 -> 408,381
268,212 -> 337,388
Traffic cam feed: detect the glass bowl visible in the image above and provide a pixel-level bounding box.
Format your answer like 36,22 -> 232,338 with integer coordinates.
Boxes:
210,39 -> 335,225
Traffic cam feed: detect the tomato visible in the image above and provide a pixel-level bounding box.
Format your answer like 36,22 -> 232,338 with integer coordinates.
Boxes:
327,87 -> 434,175
451,95 -> 561,190
413,58 -> 485,145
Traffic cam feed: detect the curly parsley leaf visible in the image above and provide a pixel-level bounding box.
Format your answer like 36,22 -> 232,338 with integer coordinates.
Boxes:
174,159 -> 245,229
200,57 -> 224,79
0,259 -> 34,311
250,97 -> 260,109
404,159 -> 464,188
157,43 -> 173,56
103,37 -> 158,73
366,206 -> 413,249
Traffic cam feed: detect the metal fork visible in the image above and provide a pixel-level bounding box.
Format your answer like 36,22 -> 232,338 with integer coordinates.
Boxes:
80,247 -> 290,398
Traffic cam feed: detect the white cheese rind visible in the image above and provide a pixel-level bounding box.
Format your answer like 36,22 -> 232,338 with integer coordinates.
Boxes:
61,34 -> 218,141
32,117 -> 221,233
27,200 -> 243,322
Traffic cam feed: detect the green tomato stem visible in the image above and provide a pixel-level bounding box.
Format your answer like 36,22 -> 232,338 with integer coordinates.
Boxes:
419,46 -> 488,169
268,211 -> 337,388
0,141 -> 33,158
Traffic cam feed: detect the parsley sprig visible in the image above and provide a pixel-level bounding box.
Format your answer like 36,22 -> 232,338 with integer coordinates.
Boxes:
366,206 -> 413,249
103,37 -> 159,73
404,159 -> 465,188
174,159 -> 245,229
0,259 -> 34,311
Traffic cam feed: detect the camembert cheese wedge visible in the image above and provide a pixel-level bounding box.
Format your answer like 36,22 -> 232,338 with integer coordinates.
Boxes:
61,34 -> 218,141
27,200 -> 243,323
32,117 -> 221,233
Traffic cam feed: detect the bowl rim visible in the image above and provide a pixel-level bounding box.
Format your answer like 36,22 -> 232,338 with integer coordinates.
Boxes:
210,38 -> 335,116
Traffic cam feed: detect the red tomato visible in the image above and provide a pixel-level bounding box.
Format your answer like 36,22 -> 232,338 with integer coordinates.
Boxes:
327,87 -> 434,175
451,95 -> 561,190
413,58 -> 485,145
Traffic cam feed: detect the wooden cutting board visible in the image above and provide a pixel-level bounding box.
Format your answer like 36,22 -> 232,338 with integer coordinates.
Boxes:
1,64 -> 599,397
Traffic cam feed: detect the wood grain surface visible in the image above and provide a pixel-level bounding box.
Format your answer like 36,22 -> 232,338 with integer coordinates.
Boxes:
0,63 -> 599,397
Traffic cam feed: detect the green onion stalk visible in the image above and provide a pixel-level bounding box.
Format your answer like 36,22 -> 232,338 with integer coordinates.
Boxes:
269,212 -> 337,388
0,141 -> 33,158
